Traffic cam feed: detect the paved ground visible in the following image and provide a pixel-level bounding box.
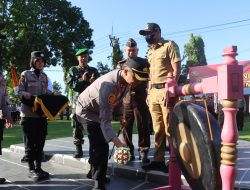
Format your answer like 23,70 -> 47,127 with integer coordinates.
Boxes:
0,135 -> 250,189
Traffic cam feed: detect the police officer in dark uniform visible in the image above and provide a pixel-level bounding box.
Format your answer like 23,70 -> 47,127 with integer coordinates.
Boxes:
18,51 -> 50,181
76,57 -> 150,190
0,71 -> 14,184
66,48 -> 99,158
119,38 -> 151,163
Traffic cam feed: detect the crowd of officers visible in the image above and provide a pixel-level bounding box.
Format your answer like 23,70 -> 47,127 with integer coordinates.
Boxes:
0,22 -> 219,190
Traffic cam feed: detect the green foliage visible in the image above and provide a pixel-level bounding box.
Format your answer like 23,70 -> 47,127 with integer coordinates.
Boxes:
52,81 -> 62,94
108,36 -> 123,69
0,0 -> 94,86
97,61 -> 111,75
182,34 -> 207,77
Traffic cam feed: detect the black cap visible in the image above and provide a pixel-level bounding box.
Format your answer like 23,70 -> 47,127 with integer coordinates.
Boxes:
126,38 -> 137,47
139,23 -> 161,35
125,57 -> 150,81
30,51 -> 46,68
31,51 -> 45,60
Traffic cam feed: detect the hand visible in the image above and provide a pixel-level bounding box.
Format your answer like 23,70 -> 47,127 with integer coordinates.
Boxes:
5,117 -> 14,128
119,116 -> 126,129
113,136 -> 126,148
89,73 -> 95,83
24,92 -> 31,99
82,72 -> 88,81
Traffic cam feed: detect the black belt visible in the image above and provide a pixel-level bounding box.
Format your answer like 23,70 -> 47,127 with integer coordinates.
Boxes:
152,83 -> 165,89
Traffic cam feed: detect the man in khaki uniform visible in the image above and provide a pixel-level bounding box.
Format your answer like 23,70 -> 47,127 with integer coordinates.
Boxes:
139,23 -> 181,172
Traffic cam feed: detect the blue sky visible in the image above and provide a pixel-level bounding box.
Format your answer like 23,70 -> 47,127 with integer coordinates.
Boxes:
45,0 -> 250,93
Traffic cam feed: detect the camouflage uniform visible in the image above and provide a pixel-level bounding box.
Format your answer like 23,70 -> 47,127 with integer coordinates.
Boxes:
66,64 -> 99,154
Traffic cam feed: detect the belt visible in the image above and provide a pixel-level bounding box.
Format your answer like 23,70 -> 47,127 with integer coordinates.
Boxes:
152,83 -> 165,89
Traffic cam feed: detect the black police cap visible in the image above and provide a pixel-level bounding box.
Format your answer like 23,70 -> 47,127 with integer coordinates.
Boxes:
126,38 -> 137,47
125,57 -> 150,81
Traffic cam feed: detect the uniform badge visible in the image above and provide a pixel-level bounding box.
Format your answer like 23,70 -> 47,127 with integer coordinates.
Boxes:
108,93 -> 117,105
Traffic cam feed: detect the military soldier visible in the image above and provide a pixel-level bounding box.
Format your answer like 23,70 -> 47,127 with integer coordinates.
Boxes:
18,51 -> 50,181
119,38 -> 151,163
66,48 -> 99,158
76,57 -> 150,190
139,23 -> 181,172
0,71 -> 14,184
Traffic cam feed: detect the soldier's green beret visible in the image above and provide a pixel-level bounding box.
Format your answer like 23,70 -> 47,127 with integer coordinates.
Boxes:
75,48 -> 89,56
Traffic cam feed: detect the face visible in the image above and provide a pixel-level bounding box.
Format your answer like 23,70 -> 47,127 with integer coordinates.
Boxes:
123,68 -> 142,89
125,47 -> 138,58
34,59 -> 45,70
77,54 -> 89,67
145,30 -> 160,45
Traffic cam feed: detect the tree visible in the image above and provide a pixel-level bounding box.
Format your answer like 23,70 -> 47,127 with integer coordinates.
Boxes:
108,35 -> 123,69
97,61 -> 111,75
182,34 -> 207,77
52,81 -> 62,94
1,0 -> 94,76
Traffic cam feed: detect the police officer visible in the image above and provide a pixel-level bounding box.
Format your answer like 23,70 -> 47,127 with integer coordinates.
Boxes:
76,57 -> 150,190
18,51 -> 50,181
67,48 -> 99,158
0,71 -> 14,184
139,23 -> 181,172
118,38 -> 151,163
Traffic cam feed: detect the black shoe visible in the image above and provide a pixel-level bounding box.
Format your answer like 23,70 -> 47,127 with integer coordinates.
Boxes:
73,152 -> 83,158
21,155 -> 29,163
141,154 -> 150,163
93,180 -> 107,190
130,152 -> 135,161
35,168 -> 49,178
28,170 -> 39,182
86,171 -> 110,183
0,178 -> 6,184
141,161 -> 169,173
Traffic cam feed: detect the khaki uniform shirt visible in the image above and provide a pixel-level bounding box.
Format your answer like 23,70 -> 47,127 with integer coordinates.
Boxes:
18,68 -> 48,118
0,72 -> 11,119
76,69 -> 127,142
147,38 -> 181,84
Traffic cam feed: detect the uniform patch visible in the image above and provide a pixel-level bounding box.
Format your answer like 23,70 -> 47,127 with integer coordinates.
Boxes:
108,93 -> 117,105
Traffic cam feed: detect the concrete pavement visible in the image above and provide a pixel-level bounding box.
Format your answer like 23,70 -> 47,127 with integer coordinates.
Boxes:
1,135 -> 250,189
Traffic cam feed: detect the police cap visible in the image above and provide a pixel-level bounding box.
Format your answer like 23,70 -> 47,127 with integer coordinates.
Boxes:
126,38 -> 137,47
75,48 -> 89,56
139,23 -> 161,35
125,57 -> 150,81
31,51 -> 46,63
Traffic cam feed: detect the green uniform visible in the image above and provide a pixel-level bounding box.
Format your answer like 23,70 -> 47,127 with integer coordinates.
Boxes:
66,65 -> 99,145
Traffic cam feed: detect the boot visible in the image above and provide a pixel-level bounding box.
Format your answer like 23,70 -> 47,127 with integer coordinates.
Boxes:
35,160 -> 49,179
73,144 -> 83,158
92,180 -> 106,190
140,152 -> 150,163
130,151 -> 135,161
0,178 -> 6,184
21,154 -> 29,163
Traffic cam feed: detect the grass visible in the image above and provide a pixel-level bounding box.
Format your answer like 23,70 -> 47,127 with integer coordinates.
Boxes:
1,116 -> 249,148
1,120 -> 122,148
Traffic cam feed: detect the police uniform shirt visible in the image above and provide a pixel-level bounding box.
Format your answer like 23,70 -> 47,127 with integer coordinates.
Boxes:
76,69 -> 127,142
18,68 -> 48,118
0,72 -> 11,119
147,38 -> 181,84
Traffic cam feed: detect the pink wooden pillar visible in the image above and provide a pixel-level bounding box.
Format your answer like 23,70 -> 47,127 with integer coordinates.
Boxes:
218,46 -> 243,190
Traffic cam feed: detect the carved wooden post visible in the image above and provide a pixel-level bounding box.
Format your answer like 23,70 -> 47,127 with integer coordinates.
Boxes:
218,46 -> 243,190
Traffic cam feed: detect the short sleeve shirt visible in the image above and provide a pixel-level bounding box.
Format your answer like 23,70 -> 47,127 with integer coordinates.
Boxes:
147,38 -> 181,84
